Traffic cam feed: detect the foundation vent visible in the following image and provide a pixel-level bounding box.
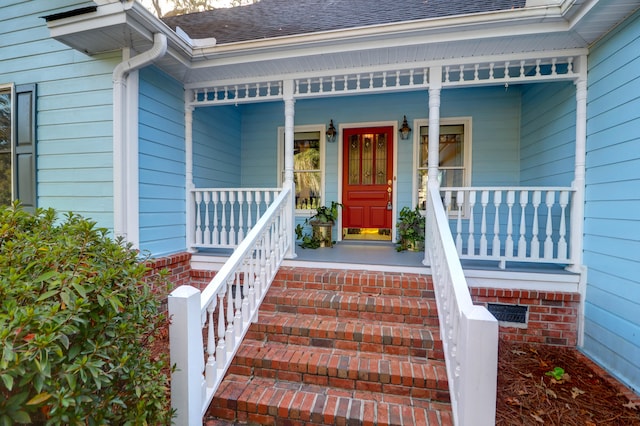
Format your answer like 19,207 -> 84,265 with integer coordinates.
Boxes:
487,303 -> 528,324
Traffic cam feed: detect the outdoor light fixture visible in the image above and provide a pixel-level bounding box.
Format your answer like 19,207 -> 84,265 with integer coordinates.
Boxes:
399,115 -> 412,140
326,119 -> 337,142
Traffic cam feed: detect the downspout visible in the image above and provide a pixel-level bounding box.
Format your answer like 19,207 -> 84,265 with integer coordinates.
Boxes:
113,33 -> 168,247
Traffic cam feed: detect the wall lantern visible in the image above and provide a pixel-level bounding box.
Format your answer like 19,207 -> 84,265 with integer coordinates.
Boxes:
326,119 -> 337,143
399,115 -> 412,140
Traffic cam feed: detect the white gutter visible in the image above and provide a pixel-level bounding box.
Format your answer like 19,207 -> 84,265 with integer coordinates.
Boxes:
113,32 -> 168,247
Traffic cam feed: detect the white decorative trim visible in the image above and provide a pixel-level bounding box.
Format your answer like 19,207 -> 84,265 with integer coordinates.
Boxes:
187,53 -> 582,108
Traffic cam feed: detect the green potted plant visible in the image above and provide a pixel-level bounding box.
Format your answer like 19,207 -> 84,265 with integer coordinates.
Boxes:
295,201 -> 342,248
396,205 -> 426,252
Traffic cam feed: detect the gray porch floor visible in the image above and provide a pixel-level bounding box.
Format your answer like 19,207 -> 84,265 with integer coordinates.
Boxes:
284,240 -> 573,276
291,241 -> 425,268
195,241 -> 578,290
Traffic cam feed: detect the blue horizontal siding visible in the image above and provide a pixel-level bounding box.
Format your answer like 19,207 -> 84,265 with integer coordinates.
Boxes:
520,81 -> 576,186
138,66 -> 186,256
1,0 -> 117,228
193,106 -> 241,187
582,9 -> 640,394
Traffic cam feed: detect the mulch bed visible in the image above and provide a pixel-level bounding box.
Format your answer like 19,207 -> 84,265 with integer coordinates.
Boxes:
497,339 -> 640,425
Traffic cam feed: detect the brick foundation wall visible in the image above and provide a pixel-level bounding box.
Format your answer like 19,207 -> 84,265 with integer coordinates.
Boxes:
144,252 -> 216,293
144,252 -> 192,311
471,288 -> 580,346
190,269 -> 217,291
147,256 -> 580,348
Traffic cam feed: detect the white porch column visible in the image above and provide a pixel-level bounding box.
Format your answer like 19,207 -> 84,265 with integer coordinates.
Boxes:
427,67 -> 443,189
283,80 -> 297,259
185,98 -> 195,253
568,59 -> 587,273
425,67 -> 442,265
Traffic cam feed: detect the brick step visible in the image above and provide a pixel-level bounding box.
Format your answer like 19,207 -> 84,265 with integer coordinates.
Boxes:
273,267 -> 434,298
245,311 -> 443,360
261,287 -> 440,327
208,374 -> 453,426
229,339 -> 450,402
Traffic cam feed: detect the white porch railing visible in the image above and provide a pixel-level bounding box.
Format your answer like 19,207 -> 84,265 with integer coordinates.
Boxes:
169,187 -> 291,426
426,185 -> 499,426
190,188 -> 281,250
440,186 -> 575,269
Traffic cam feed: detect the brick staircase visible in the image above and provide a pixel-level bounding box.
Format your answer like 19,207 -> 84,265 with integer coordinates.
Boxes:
205,267 -> 453,426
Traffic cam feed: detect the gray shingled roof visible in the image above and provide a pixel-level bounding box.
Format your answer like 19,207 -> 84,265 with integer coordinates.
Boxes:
163,0 -> 526,44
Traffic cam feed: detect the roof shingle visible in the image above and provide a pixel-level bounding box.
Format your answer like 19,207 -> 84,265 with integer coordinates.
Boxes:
163,0 -> 526,44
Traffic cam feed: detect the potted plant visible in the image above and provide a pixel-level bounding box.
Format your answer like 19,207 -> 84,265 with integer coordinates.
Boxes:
295,201 -> 342,248
396,205 -> 426,252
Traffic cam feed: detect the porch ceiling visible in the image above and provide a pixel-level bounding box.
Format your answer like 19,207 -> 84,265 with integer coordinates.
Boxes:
46,0 -> 640,88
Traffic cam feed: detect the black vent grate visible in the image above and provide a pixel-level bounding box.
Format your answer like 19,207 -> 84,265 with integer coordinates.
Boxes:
487,303 -> 528,324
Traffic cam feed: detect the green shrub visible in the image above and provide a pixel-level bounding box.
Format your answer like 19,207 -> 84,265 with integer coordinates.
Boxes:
0,203 -> 173,425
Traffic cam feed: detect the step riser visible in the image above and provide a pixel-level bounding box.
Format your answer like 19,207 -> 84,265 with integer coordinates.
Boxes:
229,346 -> 450,402
245,322 -> 443,360
260,291 -> 439,327
273,268 -> 434,298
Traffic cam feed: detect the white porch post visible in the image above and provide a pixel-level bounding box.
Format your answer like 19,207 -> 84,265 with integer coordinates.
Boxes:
568,58 -> 587,273
425,66 -> 442,265
283,80 -> 297,259
185,97 -> 196,253
168,285 -> 205,426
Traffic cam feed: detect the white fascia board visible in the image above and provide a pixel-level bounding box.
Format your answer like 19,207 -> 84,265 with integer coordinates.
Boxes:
526,0 -> 565,6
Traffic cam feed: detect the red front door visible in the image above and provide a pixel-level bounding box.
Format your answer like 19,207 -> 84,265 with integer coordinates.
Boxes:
342,126 -> 394,240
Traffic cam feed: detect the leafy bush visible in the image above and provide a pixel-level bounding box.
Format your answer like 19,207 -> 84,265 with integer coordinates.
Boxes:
0,203 -> 173,425
396,205 -> 426,252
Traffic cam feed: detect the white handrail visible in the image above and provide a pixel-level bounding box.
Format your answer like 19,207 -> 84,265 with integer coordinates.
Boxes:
426,185 -> 499,426
169,187 -> 291,425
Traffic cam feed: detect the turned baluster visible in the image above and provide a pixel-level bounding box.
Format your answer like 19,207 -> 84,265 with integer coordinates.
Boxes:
517,190 -> 528,258
480,190 -> 489,256
195,191 -> 203,245
467,191 -> 476,256
505,190 -> 515,257
212,191 -> 219,245
205,298 -> 217,386
203,191 -> 211,245
544,191 -> 555,260
530,191 -> 541,259
492,191 -> 502,258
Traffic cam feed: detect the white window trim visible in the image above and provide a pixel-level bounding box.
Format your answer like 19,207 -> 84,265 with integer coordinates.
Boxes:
412,116 -> 473,212
277,124 -> 326,217
0,83 -> 15,203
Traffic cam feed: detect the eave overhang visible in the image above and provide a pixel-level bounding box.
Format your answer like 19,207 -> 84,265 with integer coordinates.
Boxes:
45,0 -> 639,87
